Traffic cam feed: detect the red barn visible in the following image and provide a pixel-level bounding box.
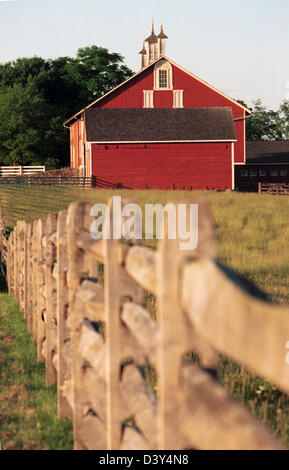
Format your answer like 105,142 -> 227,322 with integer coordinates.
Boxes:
64,25 -> 251,190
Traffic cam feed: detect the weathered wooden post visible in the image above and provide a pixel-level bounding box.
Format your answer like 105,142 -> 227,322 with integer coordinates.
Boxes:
56,209 -> 72,419
45,212 -> 58,386
103,198 -> 145,450
35,218 -> 47,362
67,201 -> 95,449
31,220 -> 39,342
16,220 -> 26,313
0,203 -> 5,253
7,231 -> 14,295
25,223 -> 33,333
156,200 -> 218,449
13,226 -> 18,301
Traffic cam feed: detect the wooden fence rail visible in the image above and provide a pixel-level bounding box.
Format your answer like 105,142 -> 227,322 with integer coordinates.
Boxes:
258,182 -> 289,195
0,165 -> 45,176
1,198 -> 289,450
0,176 -> 130,189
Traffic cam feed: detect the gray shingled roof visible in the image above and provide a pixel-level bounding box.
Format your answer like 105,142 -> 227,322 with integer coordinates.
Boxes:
246,141 -> 289,163
85,107 -> 236,143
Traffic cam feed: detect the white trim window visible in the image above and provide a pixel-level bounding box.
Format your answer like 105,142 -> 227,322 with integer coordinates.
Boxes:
173,90 -> 184,108
271,169 -> 278,176
143,90 -> 154,108
259,169 -> 267,176
154,60 -> 173,90
280,169 -> 288,176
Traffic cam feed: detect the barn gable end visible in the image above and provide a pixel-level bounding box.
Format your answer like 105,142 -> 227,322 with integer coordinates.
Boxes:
65,25 -> 252,188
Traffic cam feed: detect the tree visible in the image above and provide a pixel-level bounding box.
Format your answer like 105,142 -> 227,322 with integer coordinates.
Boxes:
0,80 -> 48,165
0,46 -> 133,167
278,100 -> 289,139
237,98 -> 289,141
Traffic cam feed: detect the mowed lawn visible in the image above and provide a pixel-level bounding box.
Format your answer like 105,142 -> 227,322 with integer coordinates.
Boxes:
1,184 -> 289,447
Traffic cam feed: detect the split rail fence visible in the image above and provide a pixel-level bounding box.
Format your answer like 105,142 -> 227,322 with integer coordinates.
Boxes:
1,199 -> 289,450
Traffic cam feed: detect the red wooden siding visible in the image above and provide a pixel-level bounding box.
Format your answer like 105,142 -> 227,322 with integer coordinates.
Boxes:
92,142 -> 233,190
92,62 -> 246,164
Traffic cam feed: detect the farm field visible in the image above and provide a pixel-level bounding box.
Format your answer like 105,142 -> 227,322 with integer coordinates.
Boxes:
1,184 -> 289,448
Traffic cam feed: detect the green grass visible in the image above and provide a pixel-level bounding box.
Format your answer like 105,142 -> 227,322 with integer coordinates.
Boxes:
1,184 -> 289,447
0,282 -> 73,450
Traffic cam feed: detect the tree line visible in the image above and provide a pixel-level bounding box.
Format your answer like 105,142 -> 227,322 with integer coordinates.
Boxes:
0,46 -> 133,168
237,98 -> 289,141
0,46 -> 288,168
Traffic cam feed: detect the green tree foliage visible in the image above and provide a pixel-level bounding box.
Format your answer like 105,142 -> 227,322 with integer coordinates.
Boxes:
237,98 -> 289,141
0,47 -> 133,167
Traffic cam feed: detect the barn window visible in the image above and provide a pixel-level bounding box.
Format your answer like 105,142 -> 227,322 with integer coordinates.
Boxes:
143,90 -> 154,108
173,90 -> 184,108
159,70 -> 167,88
240,169 -> 248,177
250,170 -> 257,176
271,169 -> 278,176
154,60 -> 173,89
280,169 -> 288,176
259,169 -> 267,176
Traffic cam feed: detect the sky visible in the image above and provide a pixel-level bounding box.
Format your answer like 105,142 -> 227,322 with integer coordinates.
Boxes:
0,0 -> 288,110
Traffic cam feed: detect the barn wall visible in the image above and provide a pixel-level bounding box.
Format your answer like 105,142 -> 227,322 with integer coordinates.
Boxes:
70,119 -> 85,172
92,142 -> 233,190
93,62 -> 246,164
235,163 -> 289,191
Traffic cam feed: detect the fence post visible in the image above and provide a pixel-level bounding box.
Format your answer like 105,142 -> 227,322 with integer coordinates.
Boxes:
56,209 -> 72,419
35,218 -> 47,362
25,223 -> 33,333
45,213 -> 58,386
14,225 -> 19,301
156,200 -> 218,449
103,198 -> 144,450
31,220 -> 38,342
0,204 -> 5,253
7,231 -> 15,295
258,182 -> 262,194
17,221 -> 26,313
67,201 -> 95,449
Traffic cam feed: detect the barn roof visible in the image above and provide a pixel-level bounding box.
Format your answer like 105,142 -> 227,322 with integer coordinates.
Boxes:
63,56 -> 252,128
246,141 -> 289,164
85,107 -> 237,143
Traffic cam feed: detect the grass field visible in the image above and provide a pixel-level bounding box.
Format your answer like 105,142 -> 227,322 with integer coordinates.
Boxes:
0,290 -> 73,449
1,184 -> 289,448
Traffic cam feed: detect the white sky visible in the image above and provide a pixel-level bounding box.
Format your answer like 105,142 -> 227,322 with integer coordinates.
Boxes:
0,0 -> 288,110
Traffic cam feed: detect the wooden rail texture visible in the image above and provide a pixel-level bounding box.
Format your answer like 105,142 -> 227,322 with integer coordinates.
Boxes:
0,176 -> 130,189
258,183 -> 289,195
1,198 -> 289,449
0,165 -> 45,176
